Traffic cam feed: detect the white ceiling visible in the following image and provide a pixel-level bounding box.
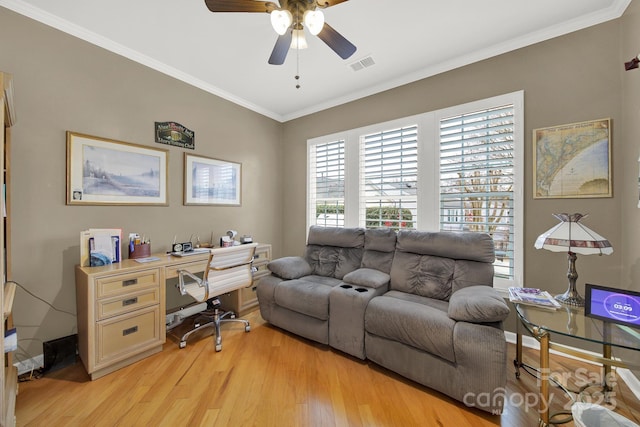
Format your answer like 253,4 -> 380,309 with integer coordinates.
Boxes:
0,0 -> 632,122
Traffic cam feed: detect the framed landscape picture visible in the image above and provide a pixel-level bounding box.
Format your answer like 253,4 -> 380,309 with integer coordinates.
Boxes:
184,153 -> 241,206
66,132 -> 168,205
533,118 -> 612,199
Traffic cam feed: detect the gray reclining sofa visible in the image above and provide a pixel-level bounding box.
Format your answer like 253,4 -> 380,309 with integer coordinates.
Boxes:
256,226 -> 510,413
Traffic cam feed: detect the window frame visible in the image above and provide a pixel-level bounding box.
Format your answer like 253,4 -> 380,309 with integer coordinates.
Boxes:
307,91 -> 524,289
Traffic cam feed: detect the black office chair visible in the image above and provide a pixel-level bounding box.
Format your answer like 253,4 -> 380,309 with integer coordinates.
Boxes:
176,243 -> 257,351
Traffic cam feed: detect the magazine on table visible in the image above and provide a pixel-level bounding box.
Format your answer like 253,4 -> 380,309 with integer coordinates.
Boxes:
508,287 -> 562,310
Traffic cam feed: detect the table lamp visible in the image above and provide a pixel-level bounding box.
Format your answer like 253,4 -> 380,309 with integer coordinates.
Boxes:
534,213 -> 613,307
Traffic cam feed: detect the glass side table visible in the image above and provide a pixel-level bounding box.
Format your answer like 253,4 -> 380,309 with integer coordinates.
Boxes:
514,303 -> 640,426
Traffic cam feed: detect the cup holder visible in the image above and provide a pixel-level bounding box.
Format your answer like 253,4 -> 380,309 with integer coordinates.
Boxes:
340,284 -> 353,289
355,287 -> 368,293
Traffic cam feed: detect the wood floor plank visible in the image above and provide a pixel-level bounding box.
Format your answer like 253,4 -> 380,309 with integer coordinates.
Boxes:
15,310 -> 640,426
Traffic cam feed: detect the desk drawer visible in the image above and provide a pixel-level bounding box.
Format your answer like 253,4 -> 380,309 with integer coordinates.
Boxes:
253,263 -> 271,280
97,289 -> 159,320
96,306 -> 161,365
241,285 -> 257,303
96,269 -> 160,299
165,260 -> 208,280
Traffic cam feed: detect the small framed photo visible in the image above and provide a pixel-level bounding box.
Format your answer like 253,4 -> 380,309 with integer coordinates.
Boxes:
184,153 -> 241,206
66,132 -> 168,205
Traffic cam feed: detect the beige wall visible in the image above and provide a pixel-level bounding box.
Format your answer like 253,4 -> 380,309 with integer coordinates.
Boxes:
0,8 -> 284,358
622,1 -> 640,288
2,2 -> 639,360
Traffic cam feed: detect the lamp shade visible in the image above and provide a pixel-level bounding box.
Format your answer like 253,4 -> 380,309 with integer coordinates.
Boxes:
303,10 -> 325,35
290,28 -> 308,49
271,9 -> 293,35
534,213 -> 613,256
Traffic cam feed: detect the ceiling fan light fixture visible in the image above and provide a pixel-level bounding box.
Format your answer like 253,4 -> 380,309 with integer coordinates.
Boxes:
290,28 -> 308,50
270,9 -> 293,35
303,10 -> 325,36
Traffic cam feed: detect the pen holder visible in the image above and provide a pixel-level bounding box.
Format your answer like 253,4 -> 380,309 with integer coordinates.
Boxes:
129,243 -> 151,259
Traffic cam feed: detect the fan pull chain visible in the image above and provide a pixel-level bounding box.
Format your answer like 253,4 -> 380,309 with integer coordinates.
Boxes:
294,3 -> 301,89
295,45 -> 301,89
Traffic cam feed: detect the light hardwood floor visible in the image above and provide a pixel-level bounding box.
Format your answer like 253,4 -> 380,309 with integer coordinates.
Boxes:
14,310 -> 640,426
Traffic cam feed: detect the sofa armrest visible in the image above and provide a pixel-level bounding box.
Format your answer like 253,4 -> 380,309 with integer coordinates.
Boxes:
267,256 -> 312,280
343,268 -> 390,289
448,285 -> 510,323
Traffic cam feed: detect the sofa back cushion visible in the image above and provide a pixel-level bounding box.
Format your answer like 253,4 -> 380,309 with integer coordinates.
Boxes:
304,226 -> 365,279
361,228 -> 397,274
390,230 -> 495,301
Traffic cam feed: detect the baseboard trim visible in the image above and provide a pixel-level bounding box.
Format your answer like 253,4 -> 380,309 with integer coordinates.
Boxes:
504,331 -> 640,400
15,353 -> 44,376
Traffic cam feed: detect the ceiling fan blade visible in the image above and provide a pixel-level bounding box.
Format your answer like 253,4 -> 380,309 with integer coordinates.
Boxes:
316,23 -> 356,60
268,31 -> 293,65
316,0 -> 349,8
204,0 -> 276,13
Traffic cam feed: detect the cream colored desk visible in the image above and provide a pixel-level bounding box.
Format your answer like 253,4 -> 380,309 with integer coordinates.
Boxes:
75,244 -> 271,380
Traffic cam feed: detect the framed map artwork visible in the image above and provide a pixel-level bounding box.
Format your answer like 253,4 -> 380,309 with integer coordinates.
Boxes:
533,118 -> 612,199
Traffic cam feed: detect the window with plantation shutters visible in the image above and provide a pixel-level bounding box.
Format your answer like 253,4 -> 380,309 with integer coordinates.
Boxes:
439,104 -> 516,281
308,140 -> 345,227
307,91 -> 523,289
361,126 -> 418,230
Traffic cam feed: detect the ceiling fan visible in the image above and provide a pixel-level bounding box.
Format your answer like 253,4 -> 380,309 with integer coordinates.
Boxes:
204,0 -> 357,65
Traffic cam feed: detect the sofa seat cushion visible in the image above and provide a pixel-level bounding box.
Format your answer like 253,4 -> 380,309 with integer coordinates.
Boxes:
365,290 -> 456,363
274,276 -> 343,320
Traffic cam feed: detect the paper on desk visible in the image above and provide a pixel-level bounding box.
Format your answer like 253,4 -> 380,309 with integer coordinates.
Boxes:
135,257 -> 160,263
93,232 -> 114,260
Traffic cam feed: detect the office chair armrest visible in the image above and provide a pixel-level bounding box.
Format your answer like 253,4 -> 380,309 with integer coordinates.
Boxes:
177,269 -> 209,300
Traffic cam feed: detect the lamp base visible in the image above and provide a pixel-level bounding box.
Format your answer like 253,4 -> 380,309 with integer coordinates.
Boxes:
554,292 -> 585,307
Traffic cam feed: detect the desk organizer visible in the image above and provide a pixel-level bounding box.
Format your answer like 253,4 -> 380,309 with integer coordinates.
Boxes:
129,243 -> 151,259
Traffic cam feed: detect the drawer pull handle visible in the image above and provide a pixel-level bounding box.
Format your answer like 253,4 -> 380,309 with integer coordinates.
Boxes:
123,279 -> 138,287
123,326 -> 138,336
123,297 -> 138,306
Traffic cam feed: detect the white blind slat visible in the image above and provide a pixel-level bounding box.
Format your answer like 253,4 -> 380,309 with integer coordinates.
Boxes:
311,140 -> 345,227
361,125 -> 418,230
439,105 -> 515,280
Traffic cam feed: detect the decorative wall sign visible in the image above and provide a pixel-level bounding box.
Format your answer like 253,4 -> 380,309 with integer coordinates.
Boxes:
66,131 -> 168,205
533,118 -> 612,199
155,121 -> 195,149
184,153 -> 241,206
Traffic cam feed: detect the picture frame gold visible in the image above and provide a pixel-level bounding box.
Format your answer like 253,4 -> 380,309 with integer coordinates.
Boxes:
66,131 -> 168,205
183,153 -> 241,206
533,118 -> 612,199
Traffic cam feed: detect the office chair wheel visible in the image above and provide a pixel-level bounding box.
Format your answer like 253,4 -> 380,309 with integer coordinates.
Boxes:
215,344 -> 222,352
245,325 -> 251,332
179,341 -> 187,349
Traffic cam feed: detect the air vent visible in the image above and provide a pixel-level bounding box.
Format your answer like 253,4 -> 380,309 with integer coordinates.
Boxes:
349,56 -> 375,72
